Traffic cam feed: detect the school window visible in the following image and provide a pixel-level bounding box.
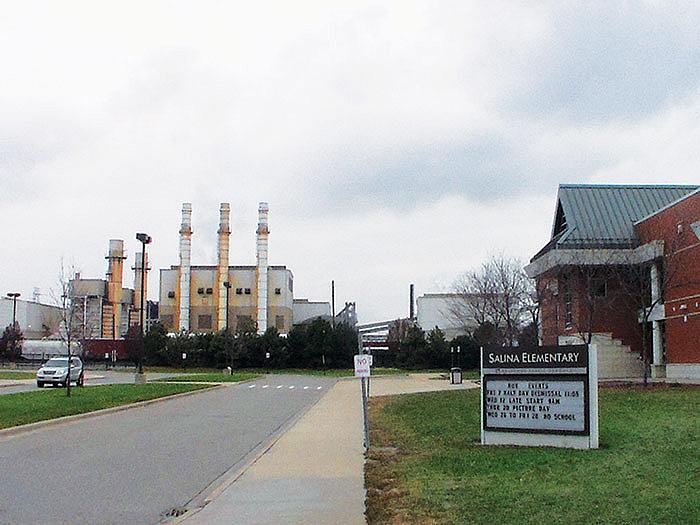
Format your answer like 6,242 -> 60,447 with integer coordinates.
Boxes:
274,288 -> 281,295
244,288 -> 251,295
275,315 -> 285,331
198,315 -> 212,329
591,277 -> 606,298
235,288 -> 243,295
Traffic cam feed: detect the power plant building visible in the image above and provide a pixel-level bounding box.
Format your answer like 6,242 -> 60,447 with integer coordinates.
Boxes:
69,239 -> 146,339
158,203 -> 294,334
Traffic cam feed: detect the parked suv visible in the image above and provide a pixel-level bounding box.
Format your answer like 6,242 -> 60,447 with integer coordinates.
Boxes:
36,357 -> 84,388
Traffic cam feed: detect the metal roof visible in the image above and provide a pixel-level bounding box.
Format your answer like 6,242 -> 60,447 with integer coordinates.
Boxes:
533,184 -> 699,260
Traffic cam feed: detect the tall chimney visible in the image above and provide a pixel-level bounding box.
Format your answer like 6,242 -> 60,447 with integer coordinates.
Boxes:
106,239 -> 125,337
179,203 -> 192,332
217,203 -> 231,331
255,202 -> 269,334
133,251 -> 149,323
409,283 -> 415,320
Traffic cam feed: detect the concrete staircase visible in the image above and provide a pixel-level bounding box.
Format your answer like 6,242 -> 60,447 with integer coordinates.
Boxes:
559,333 -> 645,380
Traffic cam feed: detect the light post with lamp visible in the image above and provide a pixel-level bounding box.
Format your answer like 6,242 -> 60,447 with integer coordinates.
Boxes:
135,233 -> 152,382
6,293 -> 20,328
223,281 -> 232,333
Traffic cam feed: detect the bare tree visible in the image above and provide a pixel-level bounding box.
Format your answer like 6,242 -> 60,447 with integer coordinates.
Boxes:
51,259 -> 84,397
450,254 -> 534,346
447,274 -> 493,332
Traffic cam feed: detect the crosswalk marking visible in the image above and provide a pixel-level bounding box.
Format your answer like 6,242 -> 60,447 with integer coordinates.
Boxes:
246,383 -> 324,391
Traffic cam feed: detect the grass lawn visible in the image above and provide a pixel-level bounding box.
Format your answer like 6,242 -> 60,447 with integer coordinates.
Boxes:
0,371 -> 35,380
257,367 -> 407,377
0,383 -> 213,430
366,385 -> 700,525
154,372 -> 261,383
146,366 -> 408,377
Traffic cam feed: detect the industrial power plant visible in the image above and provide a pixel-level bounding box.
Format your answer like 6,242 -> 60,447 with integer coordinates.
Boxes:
158,202 -> 297,334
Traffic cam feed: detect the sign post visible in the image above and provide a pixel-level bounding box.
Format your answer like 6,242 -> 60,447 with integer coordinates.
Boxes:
354,354 -> 371,450
481,345 -> 598,449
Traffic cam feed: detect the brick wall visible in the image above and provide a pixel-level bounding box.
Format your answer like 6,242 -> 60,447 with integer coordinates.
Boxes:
537,269 -> 643,352
635,191 -> 700,364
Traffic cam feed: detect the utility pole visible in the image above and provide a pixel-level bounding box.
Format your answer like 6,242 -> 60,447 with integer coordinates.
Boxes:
331,280 -> 336,328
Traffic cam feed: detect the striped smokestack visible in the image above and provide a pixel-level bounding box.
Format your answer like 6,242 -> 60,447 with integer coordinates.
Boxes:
255,202 -> 269,334
217,203 -> 231,331
178,203 -> 192,331
106,239 -> 126,338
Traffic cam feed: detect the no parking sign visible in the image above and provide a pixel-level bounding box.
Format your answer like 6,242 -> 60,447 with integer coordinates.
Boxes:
354,354 -> 371,378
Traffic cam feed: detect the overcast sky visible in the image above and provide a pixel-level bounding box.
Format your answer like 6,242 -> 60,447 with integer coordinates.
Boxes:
2,1 -> 699,323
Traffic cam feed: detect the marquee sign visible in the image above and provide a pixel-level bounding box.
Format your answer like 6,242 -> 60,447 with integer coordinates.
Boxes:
481,345 -> 598,449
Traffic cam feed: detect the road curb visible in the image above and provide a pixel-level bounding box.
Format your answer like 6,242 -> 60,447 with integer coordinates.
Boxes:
0,384 -> 226,440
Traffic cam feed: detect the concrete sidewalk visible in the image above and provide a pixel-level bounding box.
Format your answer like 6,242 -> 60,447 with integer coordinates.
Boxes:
186,379 -> 366,525
186,373 -> 477,524
369,373 -> 478,397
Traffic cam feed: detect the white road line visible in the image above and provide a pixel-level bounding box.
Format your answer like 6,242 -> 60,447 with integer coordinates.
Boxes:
262,385 -> 269,389
303,386 -> 309,390
248,384 -> 256,388
276,385 -> 283,389
316,386 -> 322,390
289,386 -> 295,389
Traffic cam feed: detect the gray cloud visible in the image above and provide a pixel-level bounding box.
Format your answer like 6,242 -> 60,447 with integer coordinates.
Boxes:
514,3 -> 700,121
307,131 -> 609,214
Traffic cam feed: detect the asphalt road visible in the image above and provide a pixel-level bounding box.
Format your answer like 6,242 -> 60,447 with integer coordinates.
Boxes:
0,375 -> 335,525
0,370 -> 176,395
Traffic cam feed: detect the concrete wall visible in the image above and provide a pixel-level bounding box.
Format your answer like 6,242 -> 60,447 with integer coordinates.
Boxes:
416,294 -> 476,340
293,299 -> 331,325
0,298 -> 62,339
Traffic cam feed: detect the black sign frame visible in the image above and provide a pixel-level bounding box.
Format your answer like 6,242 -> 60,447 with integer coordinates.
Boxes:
482,374 -> 590,436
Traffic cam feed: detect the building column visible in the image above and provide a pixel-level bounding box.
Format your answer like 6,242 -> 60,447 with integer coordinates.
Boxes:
650,263 -> 665,379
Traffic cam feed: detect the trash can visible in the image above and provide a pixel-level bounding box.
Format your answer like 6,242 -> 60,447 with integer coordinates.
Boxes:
450,367 -> 462,385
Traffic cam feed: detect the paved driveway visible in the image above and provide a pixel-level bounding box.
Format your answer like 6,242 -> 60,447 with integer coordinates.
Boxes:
0,375 -> 334,525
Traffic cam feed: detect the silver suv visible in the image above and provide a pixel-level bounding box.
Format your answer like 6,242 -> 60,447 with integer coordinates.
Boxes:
37,357 -> 84,388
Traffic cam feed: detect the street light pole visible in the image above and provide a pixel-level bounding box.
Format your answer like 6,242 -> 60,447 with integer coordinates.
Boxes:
135,233 -> 152,376
6,293 -> 20,327
223,282 -> 232,333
